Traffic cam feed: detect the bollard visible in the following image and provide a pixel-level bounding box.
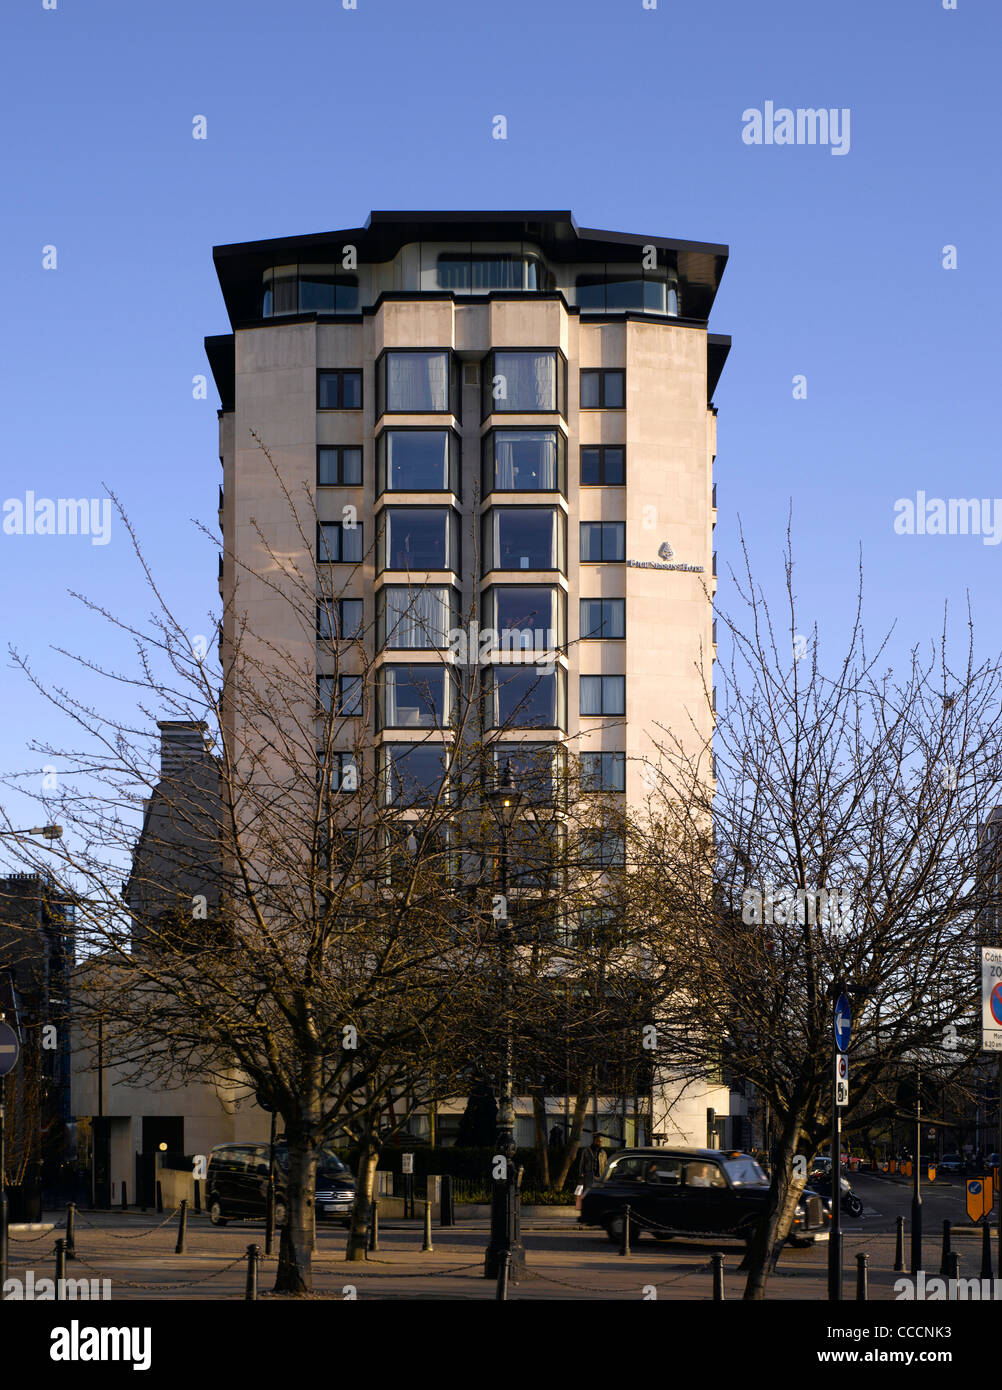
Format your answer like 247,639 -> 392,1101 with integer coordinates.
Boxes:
265,1184 -> 275,1259
422,1198 -> 434,1253
440,1174 -> 454,1227
54,1237 -> 66,1296
121,1182 -> 127,1210
982,1221 -> 994,1280
245,1243 -> 259,1301
174,1198 -> 188,1255
368,1199 -> 379,1253
496,1250 -> 509,1301
155,1180 -> 163,1214
711,1251 -> 725,1300
619,1205 -> 631,1257
192,1180 -> 200,1215
856,1252 -> 868,1301
939,1219 -> 951,1277
894,1216 -> 905,1272
65,1203 -> 76,1262
947,1250 -> 959,1282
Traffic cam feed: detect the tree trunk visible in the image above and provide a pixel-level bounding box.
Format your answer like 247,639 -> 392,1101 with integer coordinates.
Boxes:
552,1067 -> 595,1190
530,1084 -> 550,1188
274,1127 -> 317,1293
742,1109 -> 806,1300
345,1133 -> 380,1262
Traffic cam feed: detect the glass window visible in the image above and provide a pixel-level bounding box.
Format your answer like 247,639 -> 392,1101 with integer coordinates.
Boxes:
581,751 -> 625,792
487,586 -> 562,651
379,744 -> 449,807
298,274 -> 359,314
492,743 -> 563,803
379,508 -> 456,572
378,431 -> 455,493
484,508 -> 563,572
488,666 -> 564,729
685,1161 -> 726,1189
645,1156 -> 683,1186
580,522 -> 624,563
378,586 -> 454,649
580,446 -> 624,486
318,371 -> 363,410
483,430 -> 564,493
605,1156 -> 647,1184
437,252 -> 551,292
317,447 -> 363,487
580,598 -> 625,639
317,675 -> 363,716
324,751 -> 359,793
318,598 -> 364,640
580,675 -> 625,716
379,351 -> 454,414
582,828 -> 625,868
378,666 -> 451,730
318,522 -> 363,564
580,370 -> 625,410
576,272 -> 672,315
576,906 -> 622,948
486,351 -> 561,414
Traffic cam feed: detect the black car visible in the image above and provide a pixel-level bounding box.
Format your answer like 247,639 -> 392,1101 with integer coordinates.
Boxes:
206,1142 -> 356,1227
579,1147 -> 830,1247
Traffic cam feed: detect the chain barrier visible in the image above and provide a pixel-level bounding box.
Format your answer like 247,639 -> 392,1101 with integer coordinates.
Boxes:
8,1223 -> 67,1242
524,1257 -> 715,1294
74,1207 -> 181,1239
67,1249 -> 248,1291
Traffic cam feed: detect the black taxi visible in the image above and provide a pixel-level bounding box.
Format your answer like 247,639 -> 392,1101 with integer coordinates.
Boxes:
579,1147 -> 830,1246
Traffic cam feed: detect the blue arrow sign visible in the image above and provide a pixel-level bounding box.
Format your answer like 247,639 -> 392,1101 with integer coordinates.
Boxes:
834,994 -> 852,1052
0,1020 -> 21,1077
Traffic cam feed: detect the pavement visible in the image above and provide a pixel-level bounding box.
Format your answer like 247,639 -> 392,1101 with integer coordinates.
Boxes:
3,1175 -> 998,1300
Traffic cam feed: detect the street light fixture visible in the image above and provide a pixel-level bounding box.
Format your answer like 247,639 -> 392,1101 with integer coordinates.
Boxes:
0,826 -> 63,840
483,762 -> 526,1282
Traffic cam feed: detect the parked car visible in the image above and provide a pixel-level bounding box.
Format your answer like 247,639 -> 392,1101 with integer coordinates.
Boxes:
579,1148 -> 831,1248
938,1153 -> 966,1175
206,1142 -> 356,1227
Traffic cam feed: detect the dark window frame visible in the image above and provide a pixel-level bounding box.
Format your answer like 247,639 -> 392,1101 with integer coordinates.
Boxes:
579,597 -> 625,640
580,369 -> 626,410
376,664 -> 454,733
481,347 -> 567,422
317,370 -> 363,410
579,521 -> 625,564
482,505 -> 567,576
486,664 -> 567,732
375,348 -> 461,419
317,446 -> 363,487
481,427 -> 567,497
376,583 -> 459,651
375,426 -> 461,497
580,674 -> 626,717
377,505 -> 460,576
317,597 -> 364,641
482,583 -> 566,652
317,521 -> 364,565
580,750 -> 626,793
580,445 -> 625,486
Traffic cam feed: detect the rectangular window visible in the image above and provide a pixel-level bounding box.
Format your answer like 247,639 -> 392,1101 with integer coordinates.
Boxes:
378,351 -> 457,415
324,751 -> 359,793
483,507 -> 564,573
576,271 -> 675,316
582,829 -> 626,868
317,598 -> 364,640
580,675 -> 625,716
483,430 -> 565,494
318,371 -> 363,410
485,585 -> 563,651
488,666 -> 565,730
317,447 -> 363,486
580,598 -> 625,639
378,585 -> 454,649
318,522 -> 364,564
576,906 -> 622,948
379,744 -> 449,807
580,522 -> 625,563
378,508 -> 457,572
580,446 -> 625,486
378,665 -> 451,730
317,675 -> 360,715
581,751 -> 626,792
484,350 -> 564,416
377,430 -> 457,493
580,369 -> 625,409
492,743 -> 564,804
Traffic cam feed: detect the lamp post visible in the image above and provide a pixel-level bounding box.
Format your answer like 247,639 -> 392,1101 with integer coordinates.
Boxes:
0,826 -> 63,841
483,764 -> 526,1280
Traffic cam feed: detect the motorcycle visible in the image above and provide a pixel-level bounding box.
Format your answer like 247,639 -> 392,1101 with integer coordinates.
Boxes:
808,1165 -> 864,1217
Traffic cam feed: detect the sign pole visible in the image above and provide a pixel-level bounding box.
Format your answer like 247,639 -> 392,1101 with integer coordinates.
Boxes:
828,985 -> 850,1301
911,1063 -> 922,1273
998,1053 -> 1001,1275
0,1070 -> 7,1297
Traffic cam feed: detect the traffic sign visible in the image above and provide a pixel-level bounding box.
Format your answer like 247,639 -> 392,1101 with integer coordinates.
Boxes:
401,1153 -> 414,1175
835,1051 -> 849,1107
834,994 -> 852,1052
0,1020 -> 20,1076
966,1176 -> 994,1223
981,947 -> 1002,1051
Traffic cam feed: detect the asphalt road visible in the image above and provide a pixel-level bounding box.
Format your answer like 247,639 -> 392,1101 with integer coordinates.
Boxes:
840,1170 -> 995,1233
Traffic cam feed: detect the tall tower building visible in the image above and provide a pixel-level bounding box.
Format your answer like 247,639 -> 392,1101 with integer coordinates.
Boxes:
206,211 -> 738,1147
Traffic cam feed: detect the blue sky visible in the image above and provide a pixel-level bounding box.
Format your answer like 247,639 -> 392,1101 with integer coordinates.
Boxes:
1,0 -> 999,835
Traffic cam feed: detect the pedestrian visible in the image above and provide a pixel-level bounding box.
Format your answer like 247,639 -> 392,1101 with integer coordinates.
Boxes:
578,1133 -> 607,1190
548,1125 -> 564,1156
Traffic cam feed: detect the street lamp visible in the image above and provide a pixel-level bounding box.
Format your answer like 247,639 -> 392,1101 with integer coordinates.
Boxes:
0,826 -> 62,840
483,763 -> 526,1281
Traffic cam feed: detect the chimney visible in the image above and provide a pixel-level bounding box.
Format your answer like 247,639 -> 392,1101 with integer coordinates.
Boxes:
157,721 -> 210,780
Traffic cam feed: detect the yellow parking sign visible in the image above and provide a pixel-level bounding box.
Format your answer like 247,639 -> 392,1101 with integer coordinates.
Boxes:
966,1176 -> 994,1222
